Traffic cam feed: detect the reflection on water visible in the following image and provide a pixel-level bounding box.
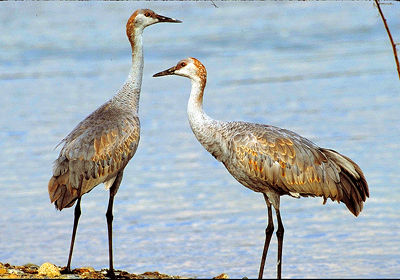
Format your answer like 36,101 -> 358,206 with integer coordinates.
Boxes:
0,1 -> 399,278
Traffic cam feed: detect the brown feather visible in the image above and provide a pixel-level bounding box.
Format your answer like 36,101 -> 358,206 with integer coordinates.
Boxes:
48,102 -> 140,211
320,148 -> 369,216
222,122 -> 368,215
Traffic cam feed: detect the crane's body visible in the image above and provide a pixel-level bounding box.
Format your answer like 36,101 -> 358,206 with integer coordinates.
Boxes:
49,88 -> 140,210
188,118 -> 367,215
154,57 -> 369,279
48,9 -> 181,277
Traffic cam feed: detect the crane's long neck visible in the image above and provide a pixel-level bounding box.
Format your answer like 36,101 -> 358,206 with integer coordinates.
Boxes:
187,76 -> 228,162
114,28 -> 144,112
187,76 -> 208,125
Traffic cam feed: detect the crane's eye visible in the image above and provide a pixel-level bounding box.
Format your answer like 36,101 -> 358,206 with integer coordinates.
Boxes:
145,12 -> 150,17
180,62 -> 186,67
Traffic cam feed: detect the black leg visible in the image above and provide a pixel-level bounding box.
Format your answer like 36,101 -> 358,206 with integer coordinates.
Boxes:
275,208 -> 284,279
106,191 -> 115,278
106,171 -> 123,279
258,194 -> 274,279
62,197 -> 81,274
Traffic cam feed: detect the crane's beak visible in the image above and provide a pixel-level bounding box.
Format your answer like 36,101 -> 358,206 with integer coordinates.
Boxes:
153,66 -> 176,77
156,14 -> 182,23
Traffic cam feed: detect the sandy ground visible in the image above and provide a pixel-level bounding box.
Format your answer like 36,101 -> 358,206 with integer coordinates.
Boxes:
0,262 -> 229,279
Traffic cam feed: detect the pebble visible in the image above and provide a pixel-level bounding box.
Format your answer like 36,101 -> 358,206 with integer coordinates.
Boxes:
7,269 -> 24,275
38,262 -> 61,277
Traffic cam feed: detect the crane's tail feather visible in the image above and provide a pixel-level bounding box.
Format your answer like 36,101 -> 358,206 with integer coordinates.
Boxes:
48,174 -> 79,210
321,148 -> 369,217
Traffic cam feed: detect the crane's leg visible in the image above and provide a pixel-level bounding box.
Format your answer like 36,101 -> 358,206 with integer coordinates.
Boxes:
62,197 -> 82,274
106,171 -> 123,279
275,208 -> 284,279
258,194 -> 274,279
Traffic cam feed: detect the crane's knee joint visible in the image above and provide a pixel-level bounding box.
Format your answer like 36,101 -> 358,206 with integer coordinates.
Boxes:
265,224 -> 274,235
106,212 -> 113,222
276,228 -> 284,238
74,206 -> 81,217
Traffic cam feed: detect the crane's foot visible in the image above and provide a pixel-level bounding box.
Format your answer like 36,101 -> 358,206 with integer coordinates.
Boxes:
60,266 -> 72,274
106,269 -> 116,279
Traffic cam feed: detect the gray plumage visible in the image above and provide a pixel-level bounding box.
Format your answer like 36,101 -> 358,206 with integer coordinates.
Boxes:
153,57 -> 369,279
49,96 -> 140,210
214,121 -> 367,216
47,9 -> 181,276
48,9 -> 181,211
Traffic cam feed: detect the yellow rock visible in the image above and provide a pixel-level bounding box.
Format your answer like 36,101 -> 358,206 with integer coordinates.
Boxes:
38,262 -> 61,277
213,273 -> 229,279
0,267 -> 7,274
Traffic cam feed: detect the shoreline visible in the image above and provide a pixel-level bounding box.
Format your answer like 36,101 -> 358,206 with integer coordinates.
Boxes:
0,262 -> 229,279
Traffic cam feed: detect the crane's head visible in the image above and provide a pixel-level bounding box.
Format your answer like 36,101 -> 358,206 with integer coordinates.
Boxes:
153,57 -> 207,82
126,9 -> 181,37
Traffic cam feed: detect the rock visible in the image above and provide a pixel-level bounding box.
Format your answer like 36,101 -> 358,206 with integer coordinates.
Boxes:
22,263 -> 39,272
213,273 -> 229,279
7,269 -> 24,276
74,267 -> 98,279
0,262 -> 186,279
72,267 -> 95,274
38,262 -> 61,277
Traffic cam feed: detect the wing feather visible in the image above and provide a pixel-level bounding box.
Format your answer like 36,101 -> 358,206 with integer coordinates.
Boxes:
226,122 -> 368,215
48,102 -> 140,210
229,125 -> 320,195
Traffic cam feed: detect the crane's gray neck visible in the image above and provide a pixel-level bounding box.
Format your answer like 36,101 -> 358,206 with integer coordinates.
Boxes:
187,77 -> 228,162
113,28 -> 144,112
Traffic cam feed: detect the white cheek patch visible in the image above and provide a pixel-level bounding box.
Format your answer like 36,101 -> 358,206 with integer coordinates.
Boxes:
175,64 -> 191,77
135,14 -> 145,24
135,14 -> 155,27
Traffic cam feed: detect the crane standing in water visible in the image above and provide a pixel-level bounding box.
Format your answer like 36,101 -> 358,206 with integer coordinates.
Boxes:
153,57 -> 369,279
48,9 -> 181,278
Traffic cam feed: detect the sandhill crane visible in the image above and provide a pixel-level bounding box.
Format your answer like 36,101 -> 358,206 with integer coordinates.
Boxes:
48,9 -> 181,278
153,57 -> 369,279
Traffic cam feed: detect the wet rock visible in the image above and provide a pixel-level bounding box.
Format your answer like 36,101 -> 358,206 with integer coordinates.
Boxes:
37,262 -> 61,278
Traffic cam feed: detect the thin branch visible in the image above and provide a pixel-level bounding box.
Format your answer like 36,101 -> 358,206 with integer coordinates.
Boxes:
374,0 -> 400,80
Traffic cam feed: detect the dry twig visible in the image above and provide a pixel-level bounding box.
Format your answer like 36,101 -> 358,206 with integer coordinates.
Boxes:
374,0 -> 400,80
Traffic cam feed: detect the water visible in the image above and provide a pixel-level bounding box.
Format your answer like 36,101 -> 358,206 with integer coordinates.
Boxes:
1,1 -> 399,278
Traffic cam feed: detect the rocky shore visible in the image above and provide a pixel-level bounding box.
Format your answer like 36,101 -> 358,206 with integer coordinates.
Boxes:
0,262 -> 229,279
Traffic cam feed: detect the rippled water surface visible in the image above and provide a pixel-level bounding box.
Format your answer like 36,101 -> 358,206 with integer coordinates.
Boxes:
1,1 -> 399,278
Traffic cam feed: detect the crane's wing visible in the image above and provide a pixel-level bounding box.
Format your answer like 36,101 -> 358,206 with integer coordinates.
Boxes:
48,101 -> 140,210
228,122 -> 368,216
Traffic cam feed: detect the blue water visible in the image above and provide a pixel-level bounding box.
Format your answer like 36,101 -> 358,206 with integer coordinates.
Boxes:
1,1 -> 399,278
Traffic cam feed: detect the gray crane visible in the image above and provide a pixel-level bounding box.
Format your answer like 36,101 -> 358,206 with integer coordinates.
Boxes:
153,57 -> 369,279
48,9 -> 181,278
